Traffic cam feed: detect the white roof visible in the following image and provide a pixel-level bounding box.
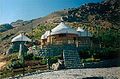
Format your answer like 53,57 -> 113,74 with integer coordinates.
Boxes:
41,31 -> 50,39
77,27 -> 92,37
11,34 -> 31,42
77,27 -> 84,32
41,35 -> 45,40
51,22 -> 78,35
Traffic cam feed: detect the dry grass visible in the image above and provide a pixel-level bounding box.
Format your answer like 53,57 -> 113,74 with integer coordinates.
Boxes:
0,54 -> 7,70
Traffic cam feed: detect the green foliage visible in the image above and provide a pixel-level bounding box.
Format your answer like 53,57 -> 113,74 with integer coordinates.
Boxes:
25,53 -> 43,60
93,27 -> 120,48
49,56 -> 58,64
79,46 -> 120,60
0,24 -> 13,32
30,24 -> 56,39
40,59 -> 47,65
5,53 -> 18,61
0,69 -> 13,78
7,59 -> 23,69
32,56 -> 43,60
79,50 -> 91,59
48,56 -> 62,65
24,53 -> 34,60
81,58 -> 100,63
90,25 -> 120,59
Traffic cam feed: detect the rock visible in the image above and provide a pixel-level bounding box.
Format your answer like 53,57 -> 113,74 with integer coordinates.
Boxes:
52,59 -> 65,70
52,63 -> 60,70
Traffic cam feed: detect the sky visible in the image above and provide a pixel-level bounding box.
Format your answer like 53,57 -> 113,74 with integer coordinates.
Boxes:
0,0 -> 102,24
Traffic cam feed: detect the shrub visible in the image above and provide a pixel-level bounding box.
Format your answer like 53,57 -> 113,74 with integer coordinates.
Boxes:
32,56 -> 43,60
7,59 -> 23,70
48,56 -> 62,65
24,53 -> 33,60
81,58 -> 100,63
40,59 -> 47,65
5,53 -> 18,61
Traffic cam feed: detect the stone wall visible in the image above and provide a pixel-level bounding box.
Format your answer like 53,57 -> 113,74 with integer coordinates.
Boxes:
82,59 -> 120,68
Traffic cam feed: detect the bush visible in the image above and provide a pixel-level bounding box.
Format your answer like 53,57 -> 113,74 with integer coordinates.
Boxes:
25,53 -> 43,61
32,56 -> 43,60
5,53 -> 18,61
81,58 -> 100,63
7,60 -> 23,69
49,57 -> 58,64
40,59 -> 47,65
24,53 -> 34,60
48,56 -> 62,65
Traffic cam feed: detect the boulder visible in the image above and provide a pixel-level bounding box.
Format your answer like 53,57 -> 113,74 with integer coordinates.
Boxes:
51,59 -> 65,70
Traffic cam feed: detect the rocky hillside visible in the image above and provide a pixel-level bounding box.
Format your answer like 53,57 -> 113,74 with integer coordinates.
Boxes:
0,24 -> 13,32
0,0 -> 119,54
63,0 -> 120,27
0,10 -> 68,53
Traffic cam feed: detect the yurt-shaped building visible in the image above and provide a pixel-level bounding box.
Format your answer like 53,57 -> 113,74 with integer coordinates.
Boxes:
76,27 -> 92,47
41,31 -> 50,47
11,33 -> 31,42
41,22 -> 79,47
11,33 -> 31,53
41,21 -> 93,49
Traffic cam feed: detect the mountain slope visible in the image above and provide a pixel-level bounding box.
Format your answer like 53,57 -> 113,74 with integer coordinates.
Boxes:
0,24 -> 13,32
0,10 -> 68,53
0,0 -> 119,54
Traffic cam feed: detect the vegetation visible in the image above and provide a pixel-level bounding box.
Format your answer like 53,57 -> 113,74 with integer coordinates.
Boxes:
0,53 -> 48,78
47,55 -> 62,66
29,23 -> 56,39
79,26 -> 120,60
0,0 -> 120,78
81,58 -> 100,63
0,24 -> 13,32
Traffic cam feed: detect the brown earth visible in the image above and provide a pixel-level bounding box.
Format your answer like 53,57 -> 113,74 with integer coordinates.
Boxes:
0,55 -> 7,70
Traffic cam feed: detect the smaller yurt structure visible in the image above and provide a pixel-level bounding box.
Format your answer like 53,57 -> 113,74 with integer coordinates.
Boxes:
6,33 -> 31,54
41,31 -> 50,48
11,33 -> 31,42
76,27 -> 92,48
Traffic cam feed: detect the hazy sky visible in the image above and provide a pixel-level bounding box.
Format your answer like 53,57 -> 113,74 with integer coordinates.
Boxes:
0,0 -> 101,24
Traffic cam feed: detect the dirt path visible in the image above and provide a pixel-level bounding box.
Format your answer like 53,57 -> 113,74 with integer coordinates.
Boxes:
0,55 -> 7,70
21,67 -> 120,79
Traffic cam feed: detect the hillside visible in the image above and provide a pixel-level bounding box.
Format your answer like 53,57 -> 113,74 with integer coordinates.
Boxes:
63,0 -> 120,27
0,0 -> 120,54
0,10 -> 68,53
0,24 -> 13,32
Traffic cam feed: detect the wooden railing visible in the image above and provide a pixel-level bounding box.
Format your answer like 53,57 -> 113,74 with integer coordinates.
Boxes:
0,65 -> 48,78
12,65 -> 47,76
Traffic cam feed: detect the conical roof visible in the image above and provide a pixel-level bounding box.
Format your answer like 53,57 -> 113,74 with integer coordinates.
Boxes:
41,35 -> 45,40
77,27 -> 92,37
41,31 -> 50,39
51,22 -> 78,35
77,27 -> 84,32
11,34 -> 31,42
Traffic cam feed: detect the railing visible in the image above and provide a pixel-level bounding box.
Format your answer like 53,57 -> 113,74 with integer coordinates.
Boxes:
12,65 -> 47,77
0,65 -> 48,79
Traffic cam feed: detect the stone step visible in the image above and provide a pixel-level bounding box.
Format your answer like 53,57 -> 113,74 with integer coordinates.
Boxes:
63,50 -> 81,69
